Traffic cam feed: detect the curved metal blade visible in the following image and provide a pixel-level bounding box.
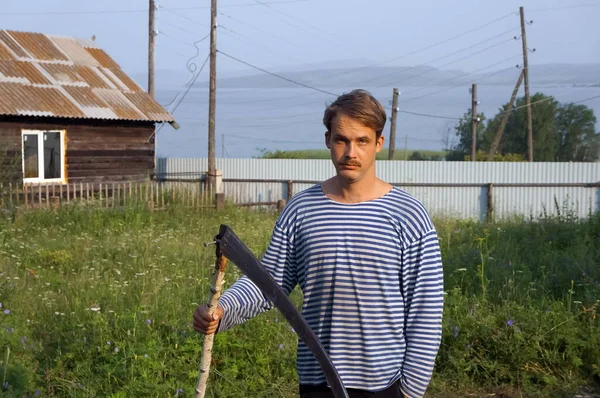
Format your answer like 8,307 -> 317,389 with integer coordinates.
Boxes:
217,224 -> 349,398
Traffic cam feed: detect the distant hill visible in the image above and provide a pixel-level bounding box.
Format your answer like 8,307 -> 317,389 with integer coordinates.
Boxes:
133,62 -> 600,91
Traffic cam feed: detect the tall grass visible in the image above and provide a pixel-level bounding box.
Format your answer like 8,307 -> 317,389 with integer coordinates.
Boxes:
0,203 -> 598,397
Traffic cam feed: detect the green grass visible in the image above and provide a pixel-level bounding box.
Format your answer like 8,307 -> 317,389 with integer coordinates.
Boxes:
257,148 -> 447,160
0,203 -> 599,397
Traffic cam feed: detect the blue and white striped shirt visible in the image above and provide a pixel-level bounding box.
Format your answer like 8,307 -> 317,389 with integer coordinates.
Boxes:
218,185 -> 444,397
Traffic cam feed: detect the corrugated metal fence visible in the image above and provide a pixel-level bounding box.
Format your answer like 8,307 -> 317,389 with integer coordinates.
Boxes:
155,158 -> 600,221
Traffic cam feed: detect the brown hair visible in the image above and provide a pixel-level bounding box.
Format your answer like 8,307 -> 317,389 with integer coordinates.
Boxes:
323,89 -> 387,138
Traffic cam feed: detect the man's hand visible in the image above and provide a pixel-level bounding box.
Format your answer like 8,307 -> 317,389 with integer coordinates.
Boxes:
193,304 -> 223,335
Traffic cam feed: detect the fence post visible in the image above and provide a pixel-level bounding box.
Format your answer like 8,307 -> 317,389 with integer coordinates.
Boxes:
277,199 -> 287,211
486,183 -> 494,223
215,169 -> 225,210
287,180 -> 294,200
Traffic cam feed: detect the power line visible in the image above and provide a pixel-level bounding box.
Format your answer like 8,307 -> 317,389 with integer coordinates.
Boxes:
395,109 -> 461,121
219,11 -> 324,57
160,6 -> 210,28
164,0 -> 309,10
307,12 -> 518,85
370,37 -> 517,88
218,25 -> 315,68
227,134 -> 322,144
574,94 -> 600,104
156,43 -> 188,58
402,63 -> 522,105
355,27 -> 519,87
161,33 -> 211,109
529,2 -> 600,12
152,52 -> 210,142
219,51 -> 477,121
0,1 -> 309,15
161,8 -> 317,71
169,53 -> 210,113
216,11 -> 522,107
218,50 -> 338,96
159,31 -> 195,47
159,18 -> 204,38
401,54 -> 522,99
252,0 -> 353,50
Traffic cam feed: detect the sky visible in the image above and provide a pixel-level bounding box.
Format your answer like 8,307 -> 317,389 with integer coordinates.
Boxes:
1,0 -> 600,87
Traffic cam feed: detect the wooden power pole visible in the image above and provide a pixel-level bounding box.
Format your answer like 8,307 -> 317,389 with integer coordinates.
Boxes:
148,0 -> 156,98
388,88 -> 399,160
207,0 -> 218,190
471,83 -> 478,162
520,6 -> 533,162
488,70 -> 524,160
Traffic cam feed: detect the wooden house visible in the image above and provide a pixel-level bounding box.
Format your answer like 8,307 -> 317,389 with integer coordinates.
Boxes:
0,30 -> 176,185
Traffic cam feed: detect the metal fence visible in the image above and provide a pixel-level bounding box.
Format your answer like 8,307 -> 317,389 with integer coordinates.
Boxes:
155,158 -> 600,221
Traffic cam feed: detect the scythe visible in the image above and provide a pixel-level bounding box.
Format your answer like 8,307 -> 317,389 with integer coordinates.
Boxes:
197,224 -> 349,398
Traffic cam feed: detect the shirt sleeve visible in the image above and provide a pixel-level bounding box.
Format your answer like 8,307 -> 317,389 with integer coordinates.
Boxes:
399,229 -> 444,398
216,221 -> 297,332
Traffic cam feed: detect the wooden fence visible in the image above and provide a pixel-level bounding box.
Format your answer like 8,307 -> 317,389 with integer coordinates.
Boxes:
0,181 -> 218,211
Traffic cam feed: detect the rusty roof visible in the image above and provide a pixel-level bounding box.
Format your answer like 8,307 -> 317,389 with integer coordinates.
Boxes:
0,30 -> 174,124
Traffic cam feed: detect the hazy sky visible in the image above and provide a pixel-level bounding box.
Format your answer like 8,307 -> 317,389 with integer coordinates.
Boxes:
2,0 -> 600,85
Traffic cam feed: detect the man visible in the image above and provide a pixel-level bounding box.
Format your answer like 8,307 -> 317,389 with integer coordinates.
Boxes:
194,89 -> 444,398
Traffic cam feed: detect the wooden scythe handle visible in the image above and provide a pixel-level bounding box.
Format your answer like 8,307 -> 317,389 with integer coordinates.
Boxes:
195,253 -> 228,398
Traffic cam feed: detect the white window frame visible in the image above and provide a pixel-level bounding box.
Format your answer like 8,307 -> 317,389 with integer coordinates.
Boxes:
21,129 -> 67,184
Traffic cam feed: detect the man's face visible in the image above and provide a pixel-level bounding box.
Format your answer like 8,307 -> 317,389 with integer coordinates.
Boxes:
325,114 -> 384,183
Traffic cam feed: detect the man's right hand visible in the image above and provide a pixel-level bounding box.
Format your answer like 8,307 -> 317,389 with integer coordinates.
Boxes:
193,304 -> 224,335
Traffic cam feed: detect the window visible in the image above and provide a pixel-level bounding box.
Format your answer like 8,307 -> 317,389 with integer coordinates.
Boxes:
22,130 -> 66,184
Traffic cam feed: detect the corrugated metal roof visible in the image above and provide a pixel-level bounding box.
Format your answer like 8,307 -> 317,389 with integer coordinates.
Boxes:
0,83 -> 85,117
0,61 -> 52,85
0,29 -> 174,124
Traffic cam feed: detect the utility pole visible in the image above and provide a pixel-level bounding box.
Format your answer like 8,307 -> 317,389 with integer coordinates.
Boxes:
404,135 -> 408,161
520,6 -> 533,162
488,70 -> 524,160
148,0 -> 156,98
388,88 -> 399,160
207,0 -> 218,190
221,134 -> 225,158
471,83 -> 478,162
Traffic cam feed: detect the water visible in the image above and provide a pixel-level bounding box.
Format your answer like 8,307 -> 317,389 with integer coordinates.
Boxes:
155,85 -> 600,158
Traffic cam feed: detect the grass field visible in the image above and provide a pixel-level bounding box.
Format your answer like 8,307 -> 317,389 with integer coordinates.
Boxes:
0,203 -> 599,397
258,148 -> 447,160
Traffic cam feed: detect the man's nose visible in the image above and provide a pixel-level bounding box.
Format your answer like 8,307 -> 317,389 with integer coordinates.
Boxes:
344,142 -> 357,158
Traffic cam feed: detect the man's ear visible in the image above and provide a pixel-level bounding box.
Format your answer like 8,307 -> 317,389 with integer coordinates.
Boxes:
325,131 -> 331,149
375,134 -> 384,153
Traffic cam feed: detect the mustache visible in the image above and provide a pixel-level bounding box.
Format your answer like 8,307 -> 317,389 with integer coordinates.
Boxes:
339,160 -> 361,167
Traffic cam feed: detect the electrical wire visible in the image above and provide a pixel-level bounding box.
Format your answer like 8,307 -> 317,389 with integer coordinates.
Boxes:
369,37 -> 517,88
400,54 -> 522,99
218,50 -> 338,96
0,0 -> 309,15
160,31 -> 195,47
355,28 -> 519,87
219,50 -> 481,121
528,2 -> 600,12
401,63 -> 522,105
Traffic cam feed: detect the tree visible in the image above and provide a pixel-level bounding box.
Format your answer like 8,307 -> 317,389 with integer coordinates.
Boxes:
451,92 -> 600,162
555,103 -> 600,162
409,151 -> 426,161
485,93 -> 559,161
450,111 -> 487,159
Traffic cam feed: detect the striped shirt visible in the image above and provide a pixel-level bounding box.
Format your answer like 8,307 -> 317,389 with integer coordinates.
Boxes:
218,185 -> 444,397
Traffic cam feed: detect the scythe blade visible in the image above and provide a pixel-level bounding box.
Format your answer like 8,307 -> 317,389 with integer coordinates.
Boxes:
216,224 -> 349,398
